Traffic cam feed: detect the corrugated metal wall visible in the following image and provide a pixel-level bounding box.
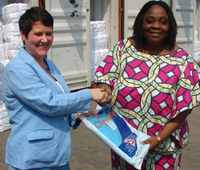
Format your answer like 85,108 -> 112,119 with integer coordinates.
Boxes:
172,0 -> 195,56
45,0 -> 91,90
124,0 -> 149,39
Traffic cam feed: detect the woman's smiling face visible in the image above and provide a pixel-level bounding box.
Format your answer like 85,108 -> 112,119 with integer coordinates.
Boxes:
142,4 -> 169,46
20,21 -> 53,60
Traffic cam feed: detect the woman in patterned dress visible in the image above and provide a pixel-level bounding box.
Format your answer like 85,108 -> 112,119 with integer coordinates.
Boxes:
94,1 -> 200,170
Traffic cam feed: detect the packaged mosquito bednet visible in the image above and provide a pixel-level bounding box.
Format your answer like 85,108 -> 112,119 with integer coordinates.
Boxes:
79,105 -> 150,169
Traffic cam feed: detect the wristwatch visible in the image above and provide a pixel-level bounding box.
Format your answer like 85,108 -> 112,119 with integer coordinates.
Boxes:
156,136 -> 162,145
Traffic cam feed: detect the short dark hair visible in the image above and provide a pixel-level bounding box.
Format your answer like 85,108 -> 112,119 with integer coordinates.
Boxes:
132,1 -> 177,51
19,7 -> 53,38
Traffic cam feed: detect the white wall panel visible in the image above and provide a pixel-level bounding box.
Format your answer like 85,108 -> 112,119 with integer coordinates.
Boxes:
124,0 -> 149,38
172,0 -> 195,56
45,0 -> 91,90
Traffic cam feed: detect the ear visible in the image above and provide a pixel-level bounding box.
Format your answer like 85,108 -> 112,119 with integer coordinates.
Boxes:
20,30 -> 26,41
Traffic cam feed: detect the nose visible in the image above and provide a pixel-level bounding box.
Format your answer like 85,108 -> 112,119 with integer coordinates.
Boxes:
152,21 -> 160,29
41,34 -> 48,43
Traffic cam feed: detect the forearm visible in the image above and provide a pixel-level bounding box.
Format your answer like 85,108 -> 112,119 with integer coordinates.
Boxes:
158,109 -> 192,143
141,109 -> 192,150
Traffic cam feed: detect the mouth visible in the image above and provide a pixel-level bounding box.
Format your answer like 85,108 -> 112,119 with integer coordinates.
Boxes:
149,32 -> 162,37
37,44 -> 48,49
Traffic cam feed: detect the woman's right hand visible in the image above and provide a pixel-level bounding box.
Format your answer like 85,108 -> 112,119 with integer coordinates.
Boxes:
94,84 -> 112,106
89,88 -> 108,103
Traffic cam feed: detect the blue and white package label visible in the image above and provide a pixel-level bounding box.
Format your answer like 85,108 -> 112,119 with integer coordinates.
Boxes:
79,105 -> 150,169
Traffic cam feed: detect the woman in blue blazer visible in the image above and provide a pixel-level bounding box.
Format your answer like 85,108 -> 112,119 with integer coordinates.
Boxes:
3,7 -> 108,170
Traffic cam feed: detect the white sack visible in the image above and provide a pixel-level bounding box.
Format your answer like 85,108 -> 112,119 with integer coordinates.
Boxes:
99,49 -> 108,60
0,45 -> 5,61
3,34 -> 21,42
1,3 -> 28,24
2,3 -> 28,15
90,34 -> 108,51
90,21 -> 106,37
5,49 -> 19,60
3,23 -> 20,41
0,20 -> 3,44
0,34 -> 3,44
0,117 -> 11,132
0,83 -> 4,101
0,101 -> 8,120
194,51 -> 200,62
2,12 -> 22,24
4,40 -> 23,50
91,50 -> 101,66
3,23 -> 21,42
0,59 -> 10,74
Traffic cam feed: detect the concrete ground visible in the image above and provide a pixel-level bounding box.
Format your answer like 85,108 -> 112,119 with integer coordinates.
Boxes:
0,101 -> 200,170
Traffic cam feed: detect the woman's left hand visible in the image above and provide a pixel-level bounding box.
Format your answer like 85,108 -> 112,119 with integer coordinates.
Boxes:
140,109 -> 192,151
140,136 -> 159,150
76,111 -> 100,120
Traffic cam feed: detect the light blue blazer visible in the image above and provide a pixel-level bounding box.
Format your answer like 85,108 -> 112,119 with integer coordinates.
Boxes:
3,47 -> 92,169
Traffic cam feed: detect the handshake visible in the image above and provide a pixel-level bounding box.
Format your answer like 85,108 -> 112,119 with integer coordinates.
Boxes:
89,84 -> 112,106
77,84 -> 112,119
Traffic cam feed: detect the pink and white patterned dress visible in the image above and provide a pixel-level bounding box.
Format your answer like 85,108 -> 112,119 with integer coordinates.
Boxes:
94,39 -> 200,170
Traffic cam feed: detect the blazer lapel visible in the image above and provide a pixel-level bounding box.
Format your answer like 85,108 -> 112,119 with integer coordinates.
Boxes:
20,48 -> 68,94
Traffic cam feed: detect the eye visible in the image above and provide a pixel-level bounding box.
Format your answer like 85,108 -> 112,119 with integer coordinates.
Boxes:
34,33 -> 42,36
146,18 -> 154,24
46,32 -> 53,36
160,19 -> 168,25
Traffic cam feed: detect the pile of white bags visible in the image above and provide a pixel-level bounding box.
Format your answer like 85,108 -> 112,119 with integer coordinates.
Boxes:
0,100 -> 11,132
2,3 -> 27,60
90,21 -> 108,81
194,30 -> 200,62
0,59 -> 9,101
1,3 -> 27,24
0,59 -> 10,132
0,19 -> 4,61
0,3 -> 28,132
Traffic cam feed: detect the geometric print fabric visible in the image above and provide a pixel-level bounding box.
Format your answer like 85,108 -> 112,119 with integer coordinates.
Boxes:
94,39 -> 200,169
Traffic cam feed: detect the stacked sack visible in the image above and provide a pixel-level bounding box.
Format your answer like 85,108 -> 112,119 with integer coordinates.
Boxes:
0,3 -> 28,132
90,21 -> 108,81
0,93 -> 10,132
0,56 -> 10,132
194,30 -> 200,63
2,3 -> 27,60
0,16 -> 4,61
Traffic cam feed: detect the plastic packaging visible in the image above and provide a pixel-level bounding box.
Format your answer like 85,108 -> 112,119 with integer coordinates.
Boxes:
79,105 -> 150,169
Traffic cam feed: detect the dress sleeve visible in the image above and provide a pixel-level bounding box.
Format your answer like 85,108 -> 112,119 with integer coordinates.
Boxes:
172,56 -> 200,117
170,56 -> 200,147
94,40 -> 123,90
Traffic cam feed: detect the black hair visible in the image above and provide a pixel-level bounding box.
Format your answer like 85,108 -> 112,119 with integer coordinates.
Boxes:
19,7 -> 53,38
132,1 -> 177,51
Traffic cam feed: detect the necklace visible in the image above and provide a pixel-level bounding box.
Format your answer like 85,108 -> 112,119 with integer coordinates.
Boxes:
43,58 -> 53,78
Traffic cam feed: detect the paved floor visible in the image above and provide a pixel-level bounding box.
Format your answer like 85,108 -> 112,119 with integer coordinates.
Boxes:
0,101 -> 200,170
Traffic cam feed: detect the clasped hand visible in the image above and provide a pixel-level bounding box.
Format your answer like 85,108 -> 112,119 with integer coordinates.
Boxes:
89,87 -> 109,103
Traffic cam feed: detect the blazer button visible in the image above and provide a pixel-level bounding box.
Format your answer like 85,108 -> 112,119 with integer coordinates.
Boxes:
77,110 -> 83,113
63,116 -> 67,121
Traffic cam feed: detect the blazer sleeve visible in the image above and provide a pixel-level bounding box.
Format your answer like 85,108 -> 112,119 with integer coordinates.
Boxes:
3,61 -> 92,117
